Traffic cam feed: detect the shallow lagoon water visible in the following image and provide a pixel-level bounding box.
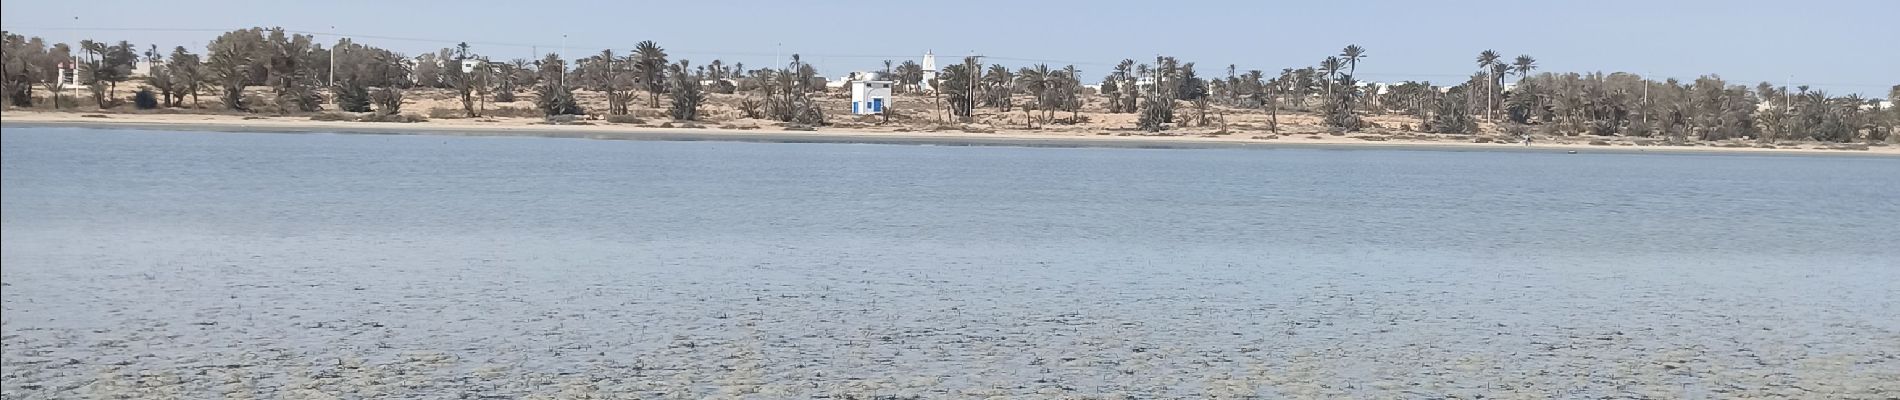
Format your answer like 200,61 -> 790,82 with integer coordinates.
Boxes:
3,127 -> 1897,398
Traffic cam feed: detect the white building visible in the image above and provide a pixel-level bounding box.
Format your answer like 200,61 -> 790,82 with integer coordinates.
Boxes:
828,71 -> 869,90
851,79 -> 893,115
1358,81 -> 1394,96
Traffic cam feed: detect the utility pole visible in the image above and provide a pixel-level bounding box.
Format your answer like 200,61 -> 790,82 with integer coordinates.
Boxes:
327,26 -> 336,88
966,51 -> 981,122
69,16 -> 81,104
1784,75 -> 1792,113
559,34 -> 567,87
1641,73 -> 1649,126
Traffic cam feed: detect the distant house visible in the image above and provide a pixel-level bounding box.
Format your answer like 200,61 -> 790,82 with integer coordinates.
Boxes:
826,72 -> 860,90
1358,81 -> 1394,96
1103,76 -> 1155,92
851,79 -> 892,115
699,78 -> 739,88
831,71 -> 890,90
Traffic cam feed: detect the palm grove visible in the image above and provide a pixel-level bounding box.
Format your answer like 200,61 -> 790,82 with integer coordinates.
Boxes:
4,28 -> 1895,143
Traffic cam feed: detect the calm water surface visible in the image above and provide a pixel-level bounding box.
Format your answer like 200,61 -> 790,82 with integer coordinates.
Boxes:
3,127 -> 1897,397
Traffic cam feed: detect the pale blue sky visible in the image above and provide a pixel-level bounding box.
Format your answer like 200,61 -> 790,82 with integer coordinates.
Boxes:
4,0 -> 1895,95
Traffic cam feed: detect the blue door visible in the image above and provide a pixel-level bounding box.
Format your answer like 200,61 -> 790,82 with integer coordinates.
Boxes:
872,98 -> 883,113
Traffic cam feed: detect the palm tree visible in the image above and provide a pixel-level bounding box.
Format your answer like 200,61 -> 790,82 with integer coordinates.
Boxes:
632,40 -> 668,108
1062,64 -> 1082,120
706,59 -> 726,81
1320,56 -> 1343,96
1512,55 -> 1536,82
1477,50 -> 1502,120
940,63 -> 974,120
590,49 -> 631,115
1340,45 -> 1366,78
1266,76 -> 1281,133
894,60 -> 922,93
1476,50 -> 1502,72
1289,67 -> 1315,108
1155,56 -> 1180,99
984,64 -> 1013,111
1018,64 -> 1051,124
1112,59 -> 1136,113
1491,63 -> 1510,90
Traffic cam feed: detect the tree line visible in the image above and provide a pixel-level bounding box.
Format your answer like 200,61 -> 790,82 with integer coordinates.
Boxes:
0,28 -> 722,121
4,29 -> 1895,142
1097,45 -> 1893,142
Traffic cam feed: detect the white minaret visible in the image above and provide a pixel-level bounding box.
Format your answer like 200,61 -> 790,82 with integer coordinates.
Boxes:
919,50 -> 937,93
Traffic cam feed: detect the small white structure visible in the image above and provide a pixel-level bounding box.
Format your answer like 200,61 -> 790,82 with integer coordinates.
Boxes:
57,60 -> 76,85
851,78 -> 893,115
459,59 -> 483,73
828,72 -> 867,90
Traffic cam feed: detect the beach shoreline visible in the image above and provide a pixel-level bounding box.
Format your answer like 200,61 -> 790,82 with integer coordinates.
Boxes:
5,110 -> 1897,156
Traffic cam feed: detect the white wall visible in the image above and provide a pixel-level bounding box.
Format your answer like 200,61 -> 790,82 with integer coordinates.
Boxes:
850,81 -> 893,115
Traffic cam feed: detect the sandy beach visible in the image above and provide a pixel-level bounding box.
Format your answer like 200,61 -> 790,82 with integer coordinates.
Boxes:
5,110 -> 1897,156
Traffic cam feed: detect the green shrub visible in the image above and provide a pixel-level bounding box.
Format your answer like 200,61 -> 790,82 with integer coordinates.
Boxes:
133,88 -> 160,109
372,88 -> 404,114
1137,95 -> 1172,132
535,83 -> 583,116
336,82 -> 372,112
